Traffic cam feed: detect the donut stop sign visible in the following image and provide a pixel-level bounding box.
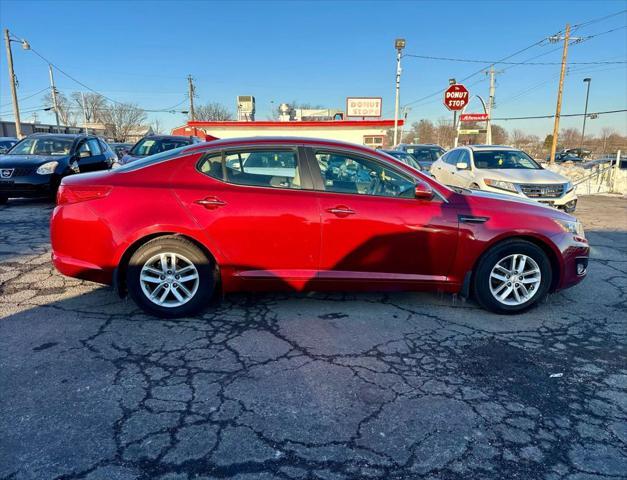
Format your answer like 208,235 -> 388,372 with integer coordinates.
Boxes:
444,84 -> 469,111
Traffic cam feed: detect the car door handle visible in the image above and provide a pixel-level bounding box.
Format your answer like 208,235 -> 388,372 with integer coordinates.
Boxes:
194,197 -> 226,209
326,206 -> 355,217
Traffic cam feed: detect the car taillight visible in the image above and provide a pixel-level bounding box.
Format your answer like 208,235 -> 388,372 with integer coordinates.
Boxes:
57,185 -> 112,205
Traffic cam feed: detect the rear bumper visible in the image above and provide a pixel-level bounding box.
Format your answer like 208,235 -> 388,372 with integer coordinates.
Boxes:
52,252 -> 114,285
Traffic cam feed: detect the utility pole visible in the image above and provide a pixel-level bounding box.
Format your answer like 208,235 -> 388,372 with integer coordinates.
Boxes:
548,24 -> 583,164
48,64 -> 60,127
486,65 -> 495,144
393,38 -> 406,146
4,29 -> 22,138
81,91 -> 88,134
580,77 -> 591,150
187,75 -> 196,122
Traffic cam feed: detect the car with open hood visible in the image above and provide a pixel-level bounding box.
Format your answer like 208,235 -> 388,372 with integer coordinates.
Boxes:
0,133 -> 115,204
431,145 -> 578,212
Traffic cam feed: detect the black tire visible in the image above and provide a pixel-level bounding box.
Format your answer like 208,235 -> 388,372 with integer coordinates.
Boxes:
126,236 -> 216,318
472,239 -> 552,314
0,195 -> 7,205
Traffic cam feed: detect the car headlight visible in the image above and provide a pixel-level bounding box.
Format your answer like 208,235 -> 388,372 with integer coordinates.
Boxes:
554,218 -> 585,238
36,161 -> 59,175
484,178 -> 518,193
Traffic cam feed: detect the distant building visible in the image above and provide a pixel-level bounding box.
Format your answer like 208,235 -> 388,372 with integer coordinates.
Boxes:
0,120 -> 84,138
172,119 -> 402,149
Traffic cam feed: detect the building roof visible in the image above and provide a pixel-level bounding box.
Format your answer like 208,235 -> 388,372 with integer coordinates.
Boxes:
184,119 -> 403,129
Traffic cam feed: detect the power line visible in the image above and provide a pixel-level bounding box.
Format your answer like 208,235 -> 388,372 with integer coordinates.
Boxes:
0,87 -> 50,109
492,108 -> 626,121
572,8 -> 627,31
403,53 -> 626,65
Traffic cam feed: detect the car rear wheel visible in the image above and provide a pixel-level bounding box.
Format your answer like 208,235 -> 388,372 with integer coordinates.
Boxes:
126,236 -> 215,318
473,240 -> 552,314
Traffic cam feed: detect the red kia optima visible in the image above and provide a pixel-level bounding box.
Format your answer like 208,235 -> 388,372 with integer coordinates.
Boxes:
50,137 -> 589,317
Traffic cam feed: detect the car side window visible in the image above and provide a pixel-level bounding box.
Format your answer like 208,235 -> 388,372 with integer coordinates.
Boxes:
224,149 -> 302,189
444,150 -> 461,165
88,139 -> 102,155
198,153 -> 224,180
315,151 -> 415,199
458,150 -> 470,165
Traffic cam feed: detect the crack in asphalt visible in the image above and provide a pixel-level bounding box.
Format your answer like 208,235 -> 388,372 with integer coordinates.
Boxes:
0,196 -> 626,480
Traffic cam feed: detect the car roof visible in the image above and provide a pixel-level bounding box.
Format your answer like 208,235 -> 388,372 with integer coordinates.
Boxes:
399,144 -> 442,148
27,133 -> 91,140
142,135 -> 196,141
464,145 -> 518,151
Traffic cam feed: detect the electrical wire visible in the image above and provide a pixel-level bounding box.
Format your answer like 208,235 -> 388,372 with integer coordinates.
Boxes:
492,108 -> 626,121
402,53 -> 626,65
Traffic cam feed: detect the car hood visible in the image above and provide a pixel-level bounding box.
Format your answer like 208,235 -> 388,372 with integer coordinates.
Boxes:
0,154 -> 69,166
476,168 -> 568,184
456,188 -> 575,222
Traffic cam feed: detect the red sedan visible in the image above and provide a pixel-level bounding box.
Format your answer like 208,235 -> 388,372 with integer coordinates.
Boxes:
51,137 -> 589,317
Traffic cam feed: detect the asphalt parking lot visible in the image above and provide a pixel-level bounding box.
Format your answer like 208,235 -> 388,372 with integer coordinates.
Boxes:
1,195 -> 626,480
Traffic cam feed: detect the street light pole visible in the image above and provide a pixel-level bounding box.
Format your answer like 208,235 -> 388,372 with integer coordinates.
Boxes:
4,29 -> 22,138
580,78 -> 591,150
393,38 -> 406,146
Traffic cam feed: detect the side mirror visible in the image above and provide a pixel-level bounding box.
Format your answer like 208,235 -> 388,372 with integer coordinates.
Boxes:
456,162 -> 469,170
415,182 -> 434,201
79,150 -> 91,158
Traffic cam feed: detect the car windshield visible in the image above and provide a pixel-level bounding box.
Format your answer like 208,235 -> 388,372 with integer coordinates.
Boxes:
8,137 -> 73,156
130,138 -> 191,156
384,151 -> 421,170
116,145 -> 191,172
474,150 -> 541,169
405,146 -> 444,163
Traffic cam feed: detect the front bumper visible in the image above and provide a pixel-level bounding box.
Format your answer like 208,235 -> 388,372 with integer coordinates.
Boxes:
553,233 -> 590,291
480,183 -> 577,209
0,173 -> 55,198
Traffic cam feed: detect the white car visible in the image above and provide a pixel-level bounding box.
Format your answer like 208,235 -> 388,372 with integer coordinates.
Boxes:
430,145 -> 577,213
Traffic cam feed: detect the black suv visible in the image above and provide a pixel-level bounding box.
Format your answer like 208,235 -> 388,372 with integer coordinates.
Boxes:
120,135 -> 201,165
0,133 -> 116,204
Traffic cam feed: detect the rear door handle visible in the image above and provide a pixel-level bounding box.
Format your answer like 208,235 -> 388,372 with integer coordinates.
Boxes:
195,196 -> 226,209
326,206 -> 355,217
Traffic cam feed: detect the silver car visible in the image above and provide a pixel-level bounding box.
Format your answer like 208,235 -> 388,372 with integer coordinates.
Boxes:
430,145 -> 577,213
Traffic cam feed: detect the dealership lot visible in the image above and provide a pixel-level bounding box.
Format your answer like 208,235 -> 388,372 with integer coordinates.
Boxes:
0,196 -> 626,480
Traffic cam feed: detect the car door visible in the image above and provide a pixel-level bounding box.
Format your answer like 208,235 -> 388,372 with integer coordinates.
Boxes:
75,138 -> 106,172
452,149 -> 475,187
174,145 -> 321,291
432,150 -> 457,185
307,148 -> 459,285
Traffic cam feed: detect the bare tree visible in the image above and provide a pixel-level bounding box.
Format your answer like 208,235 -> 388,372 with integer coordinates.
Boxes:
491,125 -> 508,145
71,92 -> 107,123
194,102 -> 233,121
150,118 -> 165,135
510,129 -> 528,147
42,91 -> 77,126
99,103 -> 147,142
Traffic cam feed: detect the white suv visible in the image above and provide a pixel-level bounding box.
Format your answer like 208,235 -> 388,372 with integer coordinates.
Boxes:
431,145 -> 577,212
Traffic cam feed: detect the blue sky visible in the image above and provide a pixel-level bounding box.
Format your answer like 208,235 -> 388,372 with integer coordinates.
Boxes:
1,0 -> 625,137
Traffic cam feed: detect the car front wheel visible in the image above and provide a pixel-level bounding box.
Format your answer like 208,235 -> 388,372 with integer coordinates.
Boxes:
473,240 -> 552,314
126,236 -> 216,318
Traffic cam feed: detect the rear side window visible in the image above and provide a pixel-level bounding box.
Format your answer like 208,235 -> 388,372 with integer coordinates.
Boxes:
198,153 -> 224,180
223,149 -> 302,189
443,150 -> 461,165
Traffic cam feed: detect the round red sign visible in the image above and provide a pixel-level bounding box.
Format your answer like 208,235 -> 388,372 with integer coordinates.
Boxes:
444,84 -> 469,111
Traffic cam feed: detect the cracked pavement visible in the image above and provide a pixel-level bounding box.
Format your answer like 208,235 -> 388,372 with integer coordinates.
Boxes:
1,195 -> 626,480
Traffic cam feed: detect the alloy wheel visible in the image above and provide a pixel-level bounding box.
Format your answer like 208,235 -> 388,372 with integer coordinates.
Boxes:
489,254 -> 542,306
139,252 -> 200,308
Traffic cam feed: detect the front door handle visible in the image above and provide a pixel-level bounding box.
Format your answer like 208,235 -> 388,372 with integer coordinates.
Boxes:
326,206 -> 355,217
195,196 -> 226,209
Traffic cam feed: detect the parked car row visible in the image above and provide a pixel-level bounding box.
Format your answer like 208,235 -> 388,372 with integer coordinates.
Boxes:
49,136 -> 589,318
0,133 -> 200,204
390,143 -> 578,213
